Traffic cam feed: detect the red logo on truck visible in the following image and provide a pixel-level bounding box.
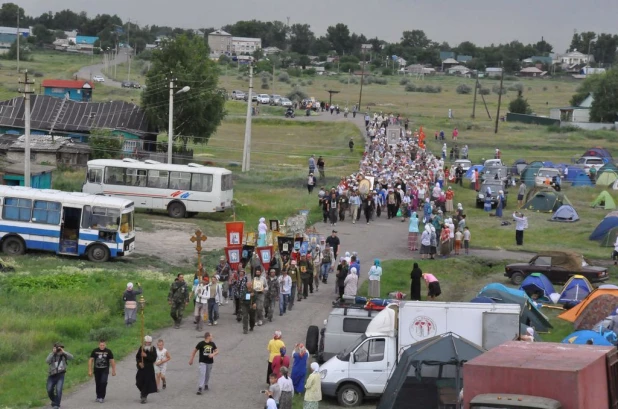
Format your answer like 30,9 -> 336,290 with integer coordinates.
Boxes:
410,316 -> 437,340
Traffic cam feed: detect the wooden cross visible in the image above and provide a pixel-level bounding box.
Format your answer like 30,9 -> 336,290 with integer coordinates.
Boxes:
190,229 -> 207,276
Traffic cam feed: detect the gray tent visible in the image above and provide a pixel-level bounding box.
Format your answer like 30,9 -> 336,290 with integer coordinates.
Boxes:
377,333 -> 486,409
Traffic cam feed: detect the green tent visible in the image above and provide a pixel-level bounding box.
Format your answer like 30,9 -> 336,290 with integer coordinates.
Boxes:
596,170 -> 618,187
597,162 -> 618,176
600,226 -> 618,247
591,190 -> 617,210
522,191 -> 568,213
520,161 -> 544,188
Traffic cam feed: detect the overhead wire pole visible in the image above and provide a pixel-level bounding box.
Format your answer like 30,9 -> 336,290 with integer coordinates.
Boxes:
471,71 -> 479,119
16,10 -> 19,73
19,70 -> 34,186
167,74 -> 175,164
242,63 -> 254,172
127,19 -> 131,82
494,61 -> 505,134
358,49 -> 366,111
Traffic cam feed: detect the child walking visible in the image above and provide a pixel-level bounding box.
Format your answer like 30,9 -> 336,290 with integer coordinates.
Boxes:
155,339 -> 171,391
463,227 -> 471,255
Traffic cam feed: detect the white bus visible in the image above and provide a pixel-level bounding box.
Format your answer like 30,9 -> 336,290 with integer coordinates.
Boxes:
82,159 -> 234,218
0,186 -> 135,262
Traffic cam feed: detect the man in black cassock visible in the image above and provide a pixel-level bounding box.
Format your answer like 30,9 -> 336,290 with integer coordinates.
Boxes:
136,335 -> 158,404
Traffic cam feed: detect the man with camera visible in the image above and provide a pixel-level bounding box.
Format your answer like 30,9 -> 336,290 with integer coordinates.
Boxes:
46,342 -> 74,409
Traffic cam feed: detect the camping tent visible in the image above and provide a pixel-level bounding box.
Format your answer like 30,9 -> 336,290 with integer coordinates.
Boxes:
601,227 -> 618,247
550,204 -> 580,222
590,216 -> 618,240
376,333 -> 485,409
612,179 -> 618,191
573,294 -> 618,330
477,283 -> 553,332
520,161 -> 544,187
510,159 -> 527,176
583,147 -> 612,160
465,165 -> 484,179
596,170 -> 618,187
521,191 -> 567,213
597,162 -> 617,175
519,273 -> 555,303
562,329 -> 615,346
591,191 -> 617,210
565,166 -> 586,182
559,275 -> 593,304
558,288 -> 618,326
571,172 -> 594,187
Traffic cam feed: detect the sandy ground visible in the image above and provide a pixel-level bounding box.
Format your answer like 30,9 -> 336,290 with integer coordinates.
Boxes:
134,220 -> 227,265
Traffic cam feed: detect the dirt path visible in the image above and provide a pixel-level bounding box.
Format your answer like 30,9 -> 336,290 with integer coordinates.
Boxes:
134,220 -> 226,265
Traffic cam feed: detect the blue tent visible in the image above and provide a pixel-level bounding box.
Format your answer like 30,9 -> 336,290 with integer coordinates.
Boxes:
550,204 -> 580,222
466,165 -> 484,179
559,275 -> 593,304
562,329 -> 614,346
519,273 -> 555,303
470,296 -> 496,303
571,172 -> 593,187
564,166 -> 586,182
478,283 -> 553,332
590,216 -> 618,240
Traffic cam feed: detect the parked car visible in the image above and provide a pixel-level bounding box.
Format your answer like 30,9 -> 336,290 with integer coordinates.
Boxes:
279,98 -> 293,108
480,166 -> 509,184
504,251 -> 609,285
130,81 -> 141,89
256,94 -> 270,104
269,94 -> 282,105
484,159 -> 503,167
454,159 -> 472,172
121,80 -> 132,88
306,305 -> 379,364
534,167 -> 560,187
576,156 -> 605,175
231,90 -> 246,100
244,93 -> 258,102
93,75 -> 105,82
476,181 -> 508,208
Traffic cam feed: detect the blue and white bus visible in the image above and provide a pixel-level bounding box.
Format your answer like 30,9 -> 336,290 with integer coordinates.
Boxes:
0,186 -> 135,262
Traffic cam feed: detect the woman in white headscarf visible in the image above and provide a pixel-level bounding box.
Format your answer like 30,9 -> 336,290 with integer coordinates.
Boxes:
303,362 -> 322,409
258,217 -> 268,246
344,267 -> 358,296
420,224 -> 431,260
429,225 -> 437,260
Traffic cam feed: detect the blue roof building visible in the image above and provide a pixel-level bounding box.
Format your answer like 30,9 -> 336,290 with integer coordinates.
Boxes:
75,36 -> 98,45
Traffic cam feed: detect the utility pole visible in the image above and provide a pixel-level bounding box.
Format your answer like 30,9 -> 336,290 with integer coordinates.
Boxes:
272,62 -> 275,94
167,75 -> 175,164
127,19 -> 131,82
242,64 -> 254,172
358,50 -> 366,111
16,10 -> 20,73
494,62 -> 505,134
19,70 -> 34,186
471,71 -> 479,119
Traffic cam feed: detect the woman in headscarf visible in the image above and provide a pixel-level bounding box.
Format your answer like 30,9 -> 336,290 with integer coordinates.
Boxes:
291,344 -> 309,394
455,203 -> 464,223
408,212 -> 419,251
368,259 -> 382,298
496,190 -> 505,218
429,225 -> 437,260
344,267 -> 358,296
445,187 -> 454,213
303,362 -> 323,409
440,223 -> 451,257
420,224 -> 431,260
328,192 -> 338,226
258,217 -> 268,246
484,187 -> 493,212
410,263 -> 422,301
267,331 -> 285,384
423,198 -> 432,223
272,346 -> 290,379
277,366 -> 294,409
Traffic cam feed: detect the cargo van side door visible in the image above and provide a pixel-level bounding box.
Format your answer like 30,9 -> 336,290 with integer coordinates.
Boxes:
350,337 -> 390,394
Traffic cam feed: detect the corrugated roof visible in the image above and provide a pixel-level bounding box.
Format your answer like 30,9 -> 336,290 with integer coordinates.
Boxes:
0,33 -> 16,43
0,95 -> 155,138
8,135 -> 90,153
42,79 -> 94,89
2,161 -> 56,175
442,58 -> 458,64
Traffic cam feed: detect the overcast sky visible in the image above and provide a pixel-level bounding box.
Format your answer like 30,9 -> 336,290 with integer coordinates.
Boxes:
18,0 -> 618,53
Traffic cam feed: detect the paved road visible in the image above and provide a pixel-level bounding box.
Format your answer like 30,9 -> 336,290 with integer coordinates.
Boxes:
75,50 -> 129,88
61,109 -> 534,409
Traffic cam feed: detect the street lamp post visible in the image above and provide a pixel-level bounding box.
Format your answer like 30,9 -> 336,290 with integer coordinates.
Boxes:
167,79 -> 190,164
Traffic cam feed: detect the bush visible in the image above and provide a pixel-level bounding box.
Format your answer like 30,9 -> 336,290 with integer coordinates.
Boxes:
456,84 -> 472,95
299,81 -> 306,86
492,85 -> 507,95
479,88 -> 490,95
400,78 -> 409,85
424,85 -> 442,93
236,75 -> 243,80
542,86 -> 548,91
505,75 -> 517,81
88,327 -> 122,342
278,72 -> 290,83
260,72 -> 272,81
288,68 -> 302,77
32,71 -> 44,78
507,83 -> 524,92
382,68 -> 393,76
306,80 -> 313,85
260,83 -> 269,89
405,84 -> 416,92
508,95 -> 532,114
304,68 -> 316,76
287,87 -> 308,101
373,77 -> 388,85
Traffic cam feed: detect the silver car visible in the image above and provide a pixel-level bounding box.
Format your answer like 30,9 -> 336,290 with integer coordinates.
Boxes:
270,94 -> 282,105
231,90 -> 246,100
279,98 -> 293,107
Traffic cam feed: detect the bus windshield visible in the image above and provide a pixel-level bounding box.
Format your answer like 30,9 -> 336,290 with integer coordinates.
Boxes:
121,211 -> 134,234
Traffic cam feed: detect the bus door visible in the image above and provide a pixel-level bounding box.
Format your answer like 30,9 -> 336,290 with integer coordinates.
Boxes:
59,207 -> 82,255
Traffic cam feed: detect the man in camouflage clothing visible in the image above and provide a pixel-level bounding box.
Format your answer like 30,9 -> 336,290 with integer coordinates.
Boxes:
264,269 -> 280,322
168,273 -> 189,329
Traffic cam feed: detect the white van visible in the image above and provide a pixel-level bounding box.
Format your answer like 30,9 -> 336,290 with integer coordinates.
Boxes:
483,159 -> 503,167
319,301 -> 521,407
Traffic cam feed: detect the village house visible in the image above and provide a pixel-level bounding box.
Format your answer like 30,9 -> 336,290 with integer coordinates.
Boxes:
42,79 -> 94,102
0,134 -> 90,167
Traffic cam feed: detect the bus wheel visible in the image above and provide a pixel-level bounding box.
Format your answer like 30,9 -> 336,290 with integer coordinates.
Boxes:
2,236 -> 25,255
88,244 -> 110,262
168,202 -> 186,218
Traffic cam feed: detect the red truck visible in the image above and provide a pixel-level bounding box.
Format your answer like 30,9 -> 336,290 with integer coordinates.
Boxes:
463,341 -> 618,409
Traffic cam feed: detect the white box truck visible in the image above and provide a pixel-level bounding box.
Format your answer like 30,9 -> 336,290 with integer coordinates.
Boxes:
319,301 -> 521,407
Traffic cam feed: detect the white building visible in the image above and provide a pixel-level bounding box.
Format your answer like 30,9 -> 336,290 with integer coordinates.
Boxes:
263,46 -> 281,55
231,36 -> 262,55
486,67 -> 503,78
560,50 -> 589,65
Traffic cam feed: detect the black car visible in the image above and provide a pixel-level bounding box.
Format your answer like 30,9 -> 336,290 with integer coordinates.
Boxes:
476,181 -> 508,208
121,80 -> 131,88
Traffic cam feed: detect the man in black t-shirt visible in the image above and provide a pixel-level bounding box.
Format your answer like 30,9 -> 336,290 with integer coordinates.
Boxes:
189,332 -> 219,395
88,340 -> 116,403
325,230 -> 340,259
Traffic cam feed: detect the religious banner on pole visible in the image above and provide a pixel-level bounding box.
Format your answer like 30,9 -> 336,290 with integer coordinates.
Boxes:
225,245 -> 243,271
277,236 -> 294,255
256,245 -> 273,267
225,221 -> 245,247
